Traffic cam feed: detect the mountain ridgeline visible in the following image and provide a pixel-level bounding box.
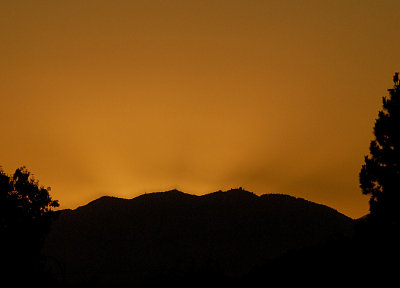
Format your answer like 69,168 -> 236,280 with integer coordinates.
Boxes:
43,188 -> 355,285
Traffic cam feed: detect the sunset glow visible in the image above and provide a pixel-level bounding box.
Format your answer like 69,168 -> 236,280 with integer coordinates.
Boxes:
2,0 -> 400,218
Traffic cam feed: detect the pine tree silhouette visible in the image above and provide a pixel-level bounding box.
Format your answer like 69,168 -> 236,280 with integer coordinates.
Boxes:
358,73 -> 400,278
359,72 -> 400,231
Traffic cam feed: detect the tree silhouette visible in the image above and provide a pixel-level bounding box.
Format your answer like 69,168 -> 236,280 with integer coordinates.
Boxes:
0,166 -> 59,284
359,73 -> 400,230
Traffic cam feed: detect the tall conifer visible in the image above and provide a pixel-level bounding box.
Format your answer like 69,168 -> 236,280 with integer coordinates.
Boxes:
360,72 -> 400,229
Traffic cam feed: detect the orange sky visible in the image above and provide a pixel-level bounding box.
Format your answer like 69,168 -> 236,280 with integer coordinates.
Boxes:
1,0 -> 400,218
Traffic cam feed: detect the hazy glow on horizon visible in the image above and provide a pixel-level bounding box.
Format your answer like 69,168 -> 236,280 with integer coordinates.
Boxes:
1,0 -> 400,218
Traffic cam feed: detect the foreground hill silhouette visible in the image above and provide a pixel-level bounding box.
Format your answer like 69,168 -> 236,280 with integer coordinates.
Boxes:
43,188 -> 355,286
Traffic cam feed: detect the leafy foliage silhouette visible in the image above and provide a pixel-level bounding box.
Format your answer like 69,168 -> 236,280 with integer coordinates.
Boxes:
0,166 -> 59,284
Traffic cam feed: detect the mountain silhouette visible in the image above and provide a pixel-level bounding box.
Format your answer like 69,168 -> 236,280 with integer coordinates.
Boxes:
43,188 -> 355,286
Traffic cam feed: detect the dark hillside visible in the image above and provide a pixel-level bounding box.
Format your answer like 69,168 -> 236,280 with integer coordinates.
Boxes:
43,189 -> 354,286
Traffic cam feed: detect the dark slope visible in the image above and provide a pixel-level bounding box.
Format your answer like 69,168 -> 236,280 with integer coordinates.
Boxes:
43,189 -> 354,285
